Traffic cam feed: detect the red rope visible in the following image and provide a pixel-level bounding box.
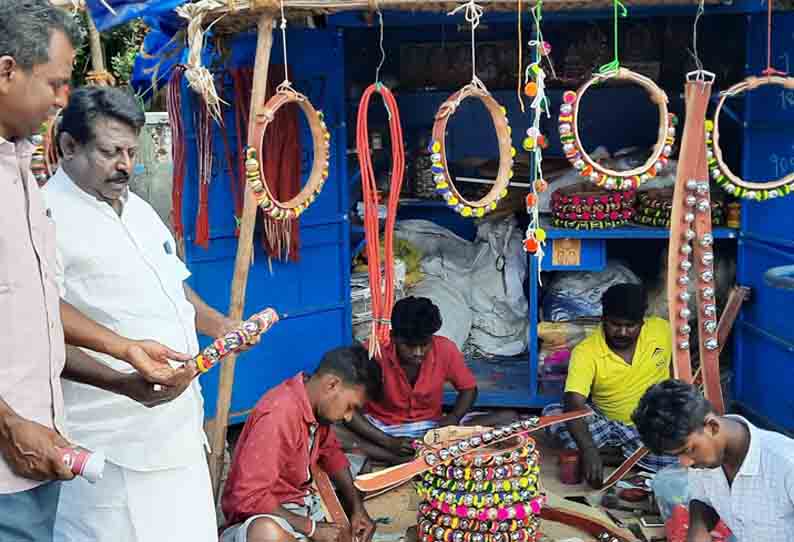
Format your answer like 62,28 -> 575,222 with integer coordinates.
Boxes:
167,65 -> 187,245
356,84 -> 405,358
194,96 -> 213,249
763,0 -> 786,77
216,72 -> 243,236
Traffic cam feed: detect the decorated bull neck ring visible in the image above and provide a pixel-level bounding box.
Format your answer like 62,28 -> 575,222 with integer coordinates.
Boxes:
429,83 -> 516,219
707,75 -> 794,201
558,67 -> 676,191
246,86 -> 331,219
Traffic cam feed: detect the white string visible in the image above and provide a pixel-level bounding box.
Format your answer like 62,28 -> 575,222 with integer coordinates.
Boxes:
375,9 -> 386,85
448,0 -> 485,86
691,0 -> 706,76
523,1 -> 548,285
280,0 -> 290,85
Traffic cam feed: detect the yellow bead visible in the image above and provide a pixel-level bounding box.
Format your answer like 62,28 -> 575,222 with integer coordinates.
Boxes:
432,141 -> 441,153
448,196 -> 459,206
705,120 -> 714,132
475,207 -> 485,217
500,106 -> 507,115
508,169 -> 514,179
490,201 -> 498,210
511,147 -> 517,158
461,206 -> 472,217
500,189 -> 508,198
436,181 -> 449,189
535,227 -> 547,243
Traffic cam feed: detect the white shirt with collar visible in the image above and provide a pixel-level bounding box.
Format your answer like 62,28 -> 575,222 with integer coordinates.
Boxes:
43,168 -> 207,471
688,415 -> 794,541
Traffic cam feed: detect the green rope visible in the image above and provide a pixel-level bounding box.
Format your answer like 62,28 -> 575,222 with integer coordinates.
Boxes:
598,0 -> 628,75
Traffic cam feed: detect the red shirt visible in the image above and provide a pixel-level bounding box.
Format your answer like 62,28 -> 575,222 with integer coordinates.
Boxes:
221,373 -> 349,528
365,336 -> 477,425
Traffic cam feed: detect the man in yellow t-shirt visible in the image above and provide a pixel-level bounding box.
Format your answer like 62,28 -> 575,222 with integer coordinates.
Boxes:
543,283 -> 677,488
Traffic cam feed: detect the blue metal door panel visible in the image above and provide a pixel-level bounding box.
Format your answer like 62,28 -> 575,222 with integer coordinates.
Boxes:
179,28 -> 350,420
733,324 -> 794,431
733,13 -> 794,426
736,239 -> 794,344
741,12 -> 794,247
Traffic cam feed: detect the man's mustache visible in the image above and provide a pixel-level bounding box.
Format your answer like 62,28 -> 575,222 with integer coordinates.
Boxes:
106,174 -> 129,183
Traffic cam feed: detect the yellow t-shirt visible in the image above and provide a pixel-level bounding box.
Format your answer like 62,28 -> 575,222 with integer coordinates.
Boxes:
564,316 -> 672,424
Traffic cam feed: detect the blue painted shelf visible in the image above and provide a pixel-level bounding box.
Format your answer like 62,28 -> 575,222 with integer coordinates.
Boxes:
543,222 -> 739,240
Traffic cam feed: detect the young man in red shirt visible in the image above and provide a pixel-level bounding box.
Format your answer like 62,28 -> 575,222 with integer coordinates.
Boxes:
221,346 -> 381,542
337,296 -> 515,466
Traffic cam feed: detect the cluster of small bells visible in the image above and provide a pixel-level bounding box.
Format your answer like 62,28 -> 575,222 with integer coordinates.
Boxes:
194,309 -> 277,373
416,419 -> 545,542
558,90 -> 677,191
247,111 -> 331,218
431,107 -> 516,218
673,179 -> 718,353
705,119 -> 794,200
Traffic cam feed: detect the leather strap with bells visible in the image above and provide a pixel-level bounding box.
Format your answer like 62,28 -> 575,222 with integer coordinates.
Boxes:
354,410 -> 591,493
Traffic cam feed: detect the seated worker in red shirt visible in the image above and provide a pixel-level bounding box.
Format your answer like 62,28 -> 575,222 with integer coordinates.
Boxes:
336,296 -> 516,466
221,345 -> 382,542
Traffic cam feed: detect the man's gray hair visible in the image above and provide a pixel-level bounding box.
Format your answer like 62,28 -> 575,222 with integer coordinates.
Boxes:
0,0 -> 83,71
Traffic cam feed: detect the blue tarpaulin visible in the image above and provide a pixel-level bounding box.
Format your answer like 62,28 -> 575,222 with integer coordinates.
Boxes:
130,16 -> 186,97
86,0 -> 187,31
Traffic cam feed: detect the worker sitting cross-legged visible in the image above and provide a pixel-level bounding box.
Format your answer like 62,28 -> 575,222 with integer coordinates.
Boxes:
221,346 -> 380,542
543,283 -> 678,488
335,296 -> 516,467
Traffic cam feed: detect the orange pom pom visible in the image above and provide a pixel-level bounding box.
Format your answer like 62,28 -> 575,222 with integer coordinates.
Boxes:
524,237 -> 539,253
525,193 -> 538,207
524,82 -> 538,97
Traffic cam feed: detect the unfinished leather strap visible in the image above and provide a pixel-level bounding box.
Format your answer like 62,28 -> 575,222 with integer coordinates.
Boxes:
541,492 -> 637,541
354,410 -> 591,493
311,465 -> 350,529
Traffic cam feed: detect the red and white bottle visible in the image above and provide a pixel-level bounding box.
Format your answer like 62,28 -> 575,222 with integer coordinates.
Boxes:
59,447 -> 105,483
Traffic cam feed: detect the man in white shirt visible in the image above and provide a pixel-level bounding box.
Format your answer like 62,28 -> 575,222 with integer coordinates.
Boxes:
44,86 -> 241,541
633,379 -> 794,542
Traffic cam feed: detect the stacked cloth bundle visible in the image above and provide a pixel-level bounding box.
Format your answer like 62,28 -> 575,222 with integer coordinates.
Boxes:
633,188 -> 725,227
416,436 -> 545,542
550,182 -> 636,230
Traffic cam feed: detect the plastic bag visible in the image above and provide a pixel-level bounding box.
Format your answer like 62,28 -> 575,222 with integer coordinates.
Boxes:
542,262 -> 641,322
651,467 -> 734,542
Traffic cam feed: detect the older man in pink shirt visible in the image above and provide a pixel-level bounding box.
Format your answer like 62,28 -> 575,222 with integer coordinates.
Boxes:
0,2 -> 195,540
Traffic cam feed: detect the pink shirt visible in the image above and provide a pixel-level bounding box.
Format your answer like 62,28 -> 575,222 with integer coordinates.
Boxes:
0,137 -> 66,493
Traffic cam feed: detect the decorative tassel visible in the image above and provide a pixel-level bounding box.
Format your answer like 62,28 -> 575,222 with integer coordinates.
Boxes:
167,65 -> 187,248
194,97 -> 213,249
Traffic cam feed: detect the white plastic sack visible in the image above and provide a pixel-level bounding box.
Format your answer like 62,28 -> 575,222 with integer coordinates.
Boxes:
410,277 -> 472,349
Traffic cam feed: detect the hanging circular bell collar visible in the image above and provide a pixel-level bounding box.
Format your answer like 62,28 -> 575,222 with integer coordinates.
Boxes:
707,75 -> 794,201
247,87 -> 331,220
559,67 -> 676,191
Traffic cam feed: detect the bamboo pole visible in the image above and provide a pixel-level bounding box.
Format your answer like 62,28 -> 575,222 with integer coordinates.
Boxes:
208,13 -> 275,497
85,12 -> 114,86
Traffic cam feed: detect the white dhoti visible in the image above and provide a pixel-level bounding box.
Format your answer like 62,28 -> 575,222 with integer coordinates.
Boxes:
54,440 -> 217,542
